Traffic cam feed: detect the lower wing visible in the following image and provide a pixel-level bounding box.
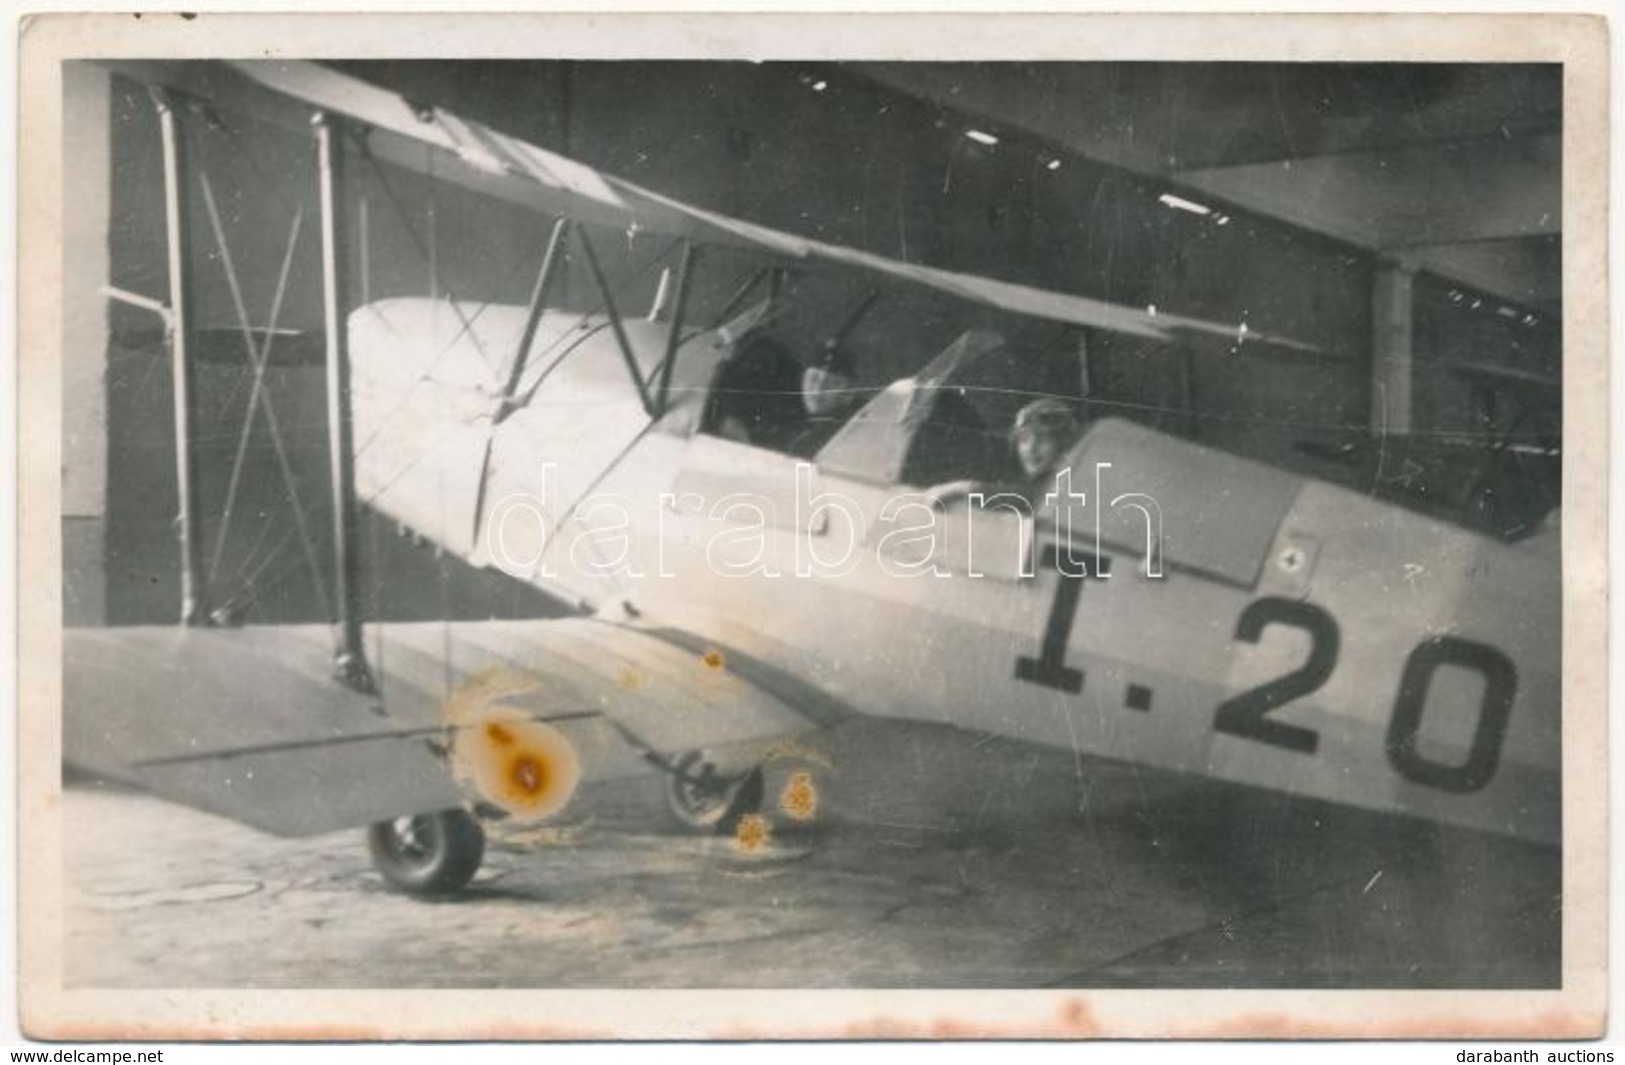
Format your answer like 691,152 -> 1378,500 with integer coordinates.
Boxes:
63,618 -> 836,837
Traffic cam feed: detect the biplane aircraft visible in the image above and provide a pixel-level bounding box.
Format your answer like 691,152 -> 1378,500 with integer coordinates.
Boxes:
64,59 -> 1560,898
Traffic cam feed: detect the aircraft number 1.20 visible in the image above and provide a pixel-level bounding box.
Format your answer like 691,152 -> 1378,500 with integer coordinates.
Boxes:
1015,584 -> 1518,794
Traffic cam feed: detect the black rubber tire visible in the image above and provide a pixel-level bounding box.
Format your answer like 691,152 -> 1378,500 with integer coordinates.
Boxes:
665,752 -> 764,835
366,809 -> 486,896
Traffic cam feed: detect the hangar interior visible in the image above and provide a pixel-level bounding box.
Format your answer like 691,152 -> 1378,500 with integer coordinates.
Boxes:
57,59 -> 1564,992
63,60 -> 1560,627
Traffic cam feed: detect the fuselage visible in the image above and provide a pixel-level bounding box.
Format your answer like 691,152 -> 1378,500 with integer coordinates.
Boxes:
350,298 -> 1562,846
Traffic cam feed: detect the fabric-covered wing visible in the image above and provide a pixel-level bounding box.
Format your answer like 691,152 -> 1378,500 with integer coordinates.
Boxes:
64,619 -> 829,837
110,58 -> 1319,355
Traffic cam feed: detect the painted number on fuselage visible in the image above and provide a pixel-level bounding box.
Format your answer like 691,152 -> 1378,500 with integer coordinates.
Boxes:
1014,543 -> 1111,695
1213,597 -> 1339,755
1210,602 -> 1515,792
1011,580 -> 1518,795
1386,636 -> 1517,793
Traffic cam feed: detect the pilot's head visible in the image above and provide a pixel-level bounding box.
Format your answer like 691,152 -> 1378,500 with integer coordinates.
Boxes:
802,341 -> 858,418
1010,398 -> 1080,480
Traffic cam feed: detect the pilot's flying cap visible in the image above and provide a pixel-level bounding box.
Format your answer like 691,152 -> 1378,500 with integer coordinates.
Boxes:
1011,397 -> 1078,436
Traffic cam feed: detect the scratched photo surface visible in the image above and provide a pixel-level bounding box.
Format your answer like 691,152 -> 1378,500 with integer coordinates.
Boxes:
59,56 -> 1564,996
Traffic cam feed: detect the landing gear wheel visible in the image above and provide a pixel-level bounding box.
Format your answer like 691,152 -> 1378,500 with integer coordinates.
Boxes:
665,751 -> 765,835
367,809 -> 486,896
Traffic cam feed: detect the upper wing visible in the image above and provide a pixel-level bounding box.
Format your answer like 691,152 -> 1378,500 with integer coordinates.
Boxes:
64,618 -> 834,837
104,58 -> 1321,356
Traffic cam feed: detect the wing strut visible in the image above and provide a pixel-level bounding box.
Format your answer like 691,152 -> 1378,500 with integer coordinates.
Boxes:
153,87 -> 209,626
496,216 -> 571,423
575,227 -> 655,417
315,112 -> 377,693
655,242 -> 698,415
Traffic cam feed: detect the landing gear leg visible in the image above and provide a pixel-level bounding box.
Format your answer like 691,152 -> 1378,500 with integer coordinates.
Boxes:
665,751 -> 764,835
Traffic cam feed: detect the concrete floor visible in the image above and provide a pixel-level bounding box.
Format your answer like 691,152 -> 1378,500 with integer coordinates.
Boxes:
62,723 -> 1561,989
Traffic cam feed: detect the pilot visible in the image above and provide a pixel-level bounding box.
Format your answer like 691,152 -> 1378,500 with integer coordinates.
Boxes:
707,334 -> 805,446
1009,397 -> 1081,485
928,397 -> 1080,509
708,336 -> 863,458
780,339 -> 864,458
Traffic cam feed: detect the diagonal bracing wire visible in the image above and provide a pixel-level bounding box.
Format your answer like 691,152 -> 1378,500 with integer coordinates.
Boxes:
218,525 -> 296,616
197,169 -> 334,620
350,181 -> 681,507
348,144 -> 547,462
358,231 -> 680,516
221,508 -> 277,595
205,199 -> 306,587
354,139 -> 682,425
358,144 -> 499,374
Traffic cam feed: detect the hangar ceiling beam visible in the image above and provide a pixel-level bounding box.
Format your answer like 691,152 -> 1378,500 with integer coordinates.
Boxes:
1174,132 -> 1560,255
1406,237 -> 1561,310
1157,119 -> 1562,173
852,63 -> 1558,311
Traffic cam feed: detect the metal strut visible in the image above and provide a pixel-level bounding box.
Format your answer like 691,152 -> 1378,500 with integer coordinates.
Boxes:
656,243 -> 698,415
152,87 -> 209,626
314,111 -> 376,694
496,216 -> 571,422
574,228 -> 654,417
